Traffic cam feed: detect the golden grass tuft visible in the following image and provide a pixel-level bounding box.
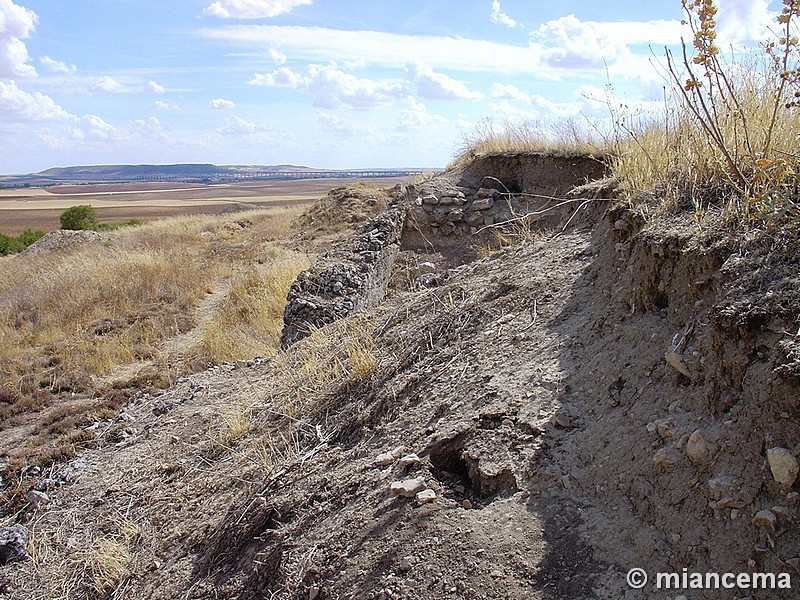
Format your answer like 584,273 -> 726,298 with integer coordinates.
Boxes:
267,315 -> 377,415
218,403 -> 252,446
85,537 -> 132,596
450,117 -> 607,168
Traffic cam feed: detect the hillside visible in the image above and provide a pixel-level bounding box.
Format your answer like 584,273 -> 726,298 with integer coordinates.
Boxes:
1,153 -> 799,599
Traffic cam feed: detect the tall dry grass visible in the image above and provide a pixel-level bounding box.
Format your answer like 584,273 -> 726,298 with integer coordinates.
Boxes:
455,3 -> 800,224
0,206 -> 309,492
192,252 -> 311,364
451,117 -> 607,168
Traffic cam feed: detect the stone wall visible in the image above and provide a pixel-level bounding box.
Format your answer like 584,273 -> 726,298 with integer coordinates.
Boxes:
281,209 -> 404,347
404,152 -> 610,240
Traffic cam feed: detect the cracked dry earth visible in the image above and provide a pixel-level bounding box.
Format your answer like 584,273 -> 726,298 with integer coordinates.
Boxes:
3,199 -> 800,600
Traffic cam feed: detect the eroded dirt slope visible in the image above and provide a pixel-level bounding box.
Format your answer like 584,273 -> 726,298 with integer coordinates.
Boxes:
2,179 -> 799,600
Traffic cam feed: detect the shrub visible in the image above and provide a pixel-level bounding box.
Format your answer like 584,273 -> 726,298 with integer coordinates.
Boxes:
60,204 -> 100,230
0,229 -> 45,255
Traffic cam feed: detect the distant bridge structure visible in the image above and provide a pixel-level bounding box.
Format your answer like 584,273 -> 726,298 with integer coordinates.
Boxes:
122,169 -> 432,183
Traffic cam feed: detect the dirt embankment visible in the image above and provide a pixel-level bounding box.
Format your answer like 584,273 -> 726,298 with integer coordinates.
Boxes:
1,153 -> 799,599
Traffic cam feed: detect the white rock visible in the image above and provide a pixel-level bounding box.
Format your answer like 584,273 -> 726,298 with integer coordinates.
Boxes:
398,556 -> 414,572
416,489 -> 436,504
708,475 -> 736,499
399,453 -> 421,467
767,447 -> 799,486
374,446 -> 405,467
752,509 -> 777,531
652,447 -> 680,470
685,429 -> 711,465
656,418 -> 678,441
26,490 -> 49,510
390,479 -> 426,498
375,452 -> 397,467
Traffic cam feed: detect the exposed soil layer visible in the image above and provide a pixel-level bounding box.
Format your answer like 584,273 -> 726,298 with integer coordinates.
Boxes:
1,155 -> 799,599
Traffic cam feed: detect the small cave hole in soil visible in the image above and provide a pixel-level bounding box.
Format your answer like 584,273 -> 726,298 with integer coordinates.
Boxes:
428,436 -> 476,502
428,434 -> 518,505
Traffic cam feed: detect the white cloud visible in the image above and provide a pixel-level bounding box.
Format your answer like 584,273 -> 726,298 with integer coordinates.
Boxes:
144,80 -> 165,94
217,115 -> 263,135
491,1 -> 518,28
152,100 -> 178,111
88,75 -> 124,93
316,109 -> 361,136
715,0 -> 775,47
203,0 -> 312,19
0,80 -> 121,150
210,97 -> 236,109
0,0 -> 38,77
81,113 -> 116,140
39,55 -> 76,75
534,14 -> 629,69
0,80 -> 69,120
199,25 -> 544,74
250,66 -> 302,87
198,21 -> 684,80
398,97 -> 448,130
405,62 -> 483,101
268,46 -> 287,65
251,63 -> 406,109
491,82 -> 532,105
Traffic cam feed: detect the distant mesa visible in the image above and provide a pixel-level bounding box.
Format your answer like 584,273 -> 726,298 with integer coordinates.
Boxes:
0,163 -> 432,187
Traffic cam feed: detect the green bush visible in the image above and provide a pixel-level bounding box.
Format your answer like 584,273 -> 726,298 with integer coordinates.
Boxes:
0,229 -> 45,256
60,205 -> 100,231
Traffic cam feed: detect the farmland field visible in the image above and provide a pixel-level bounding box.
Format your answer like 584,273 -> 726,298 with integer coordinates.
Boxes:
0,177 -> 407,235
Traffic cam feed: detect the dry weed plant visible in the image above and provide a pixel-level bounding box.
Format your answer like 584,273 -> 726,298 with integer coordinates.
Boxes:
456,2 -> 800,225
22,509 -> 139,599
191,252 -> 311,365
451,117 -> 607,168
614,0 -> 800,220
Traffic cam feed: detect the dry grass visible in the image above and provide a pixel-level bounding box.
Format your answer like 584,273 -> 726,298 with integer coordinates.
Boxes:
0,206 -> 308,503
612,71 -> 800,219
455,7 -> 800,225
191,252 -> 311,365
450,117 -> 608,168
217,403 -> 252,446
23,509 -> 139,599
267,315 -> 377,415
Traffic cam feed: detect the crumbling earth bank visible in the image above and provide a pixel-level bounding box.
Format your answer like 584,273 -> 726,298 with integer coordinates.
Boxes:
2,155 -> 799,600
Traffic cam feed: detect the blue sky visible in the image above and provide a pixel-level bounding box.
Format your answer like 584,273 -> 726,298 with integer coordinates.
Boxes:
0,0 -> 782,173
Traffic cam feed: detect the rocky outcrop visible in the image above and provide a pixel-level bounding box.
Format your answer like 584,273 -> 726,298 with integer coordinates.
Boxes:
281,209 -> 404,347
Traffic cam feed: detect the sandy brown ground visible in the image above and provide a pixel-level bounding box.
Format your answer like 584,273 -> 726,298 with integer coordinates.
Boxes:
0,178 -> 407,235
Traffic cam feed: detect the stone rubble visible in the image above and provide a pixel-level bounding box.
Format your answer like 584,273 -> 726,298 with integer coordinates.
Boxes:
389,479 -> 426,498
281,209 -> 404,347
0,525 -> 29,566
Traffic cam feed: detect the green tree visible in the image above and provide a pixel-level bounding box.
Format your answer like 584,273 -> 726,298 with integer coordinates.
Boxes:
60,205 -> 99,230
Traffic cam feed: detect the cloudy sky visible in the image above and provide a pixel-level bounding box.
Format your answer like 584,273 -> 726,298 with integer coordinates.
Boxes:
0,0 -> 781,174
